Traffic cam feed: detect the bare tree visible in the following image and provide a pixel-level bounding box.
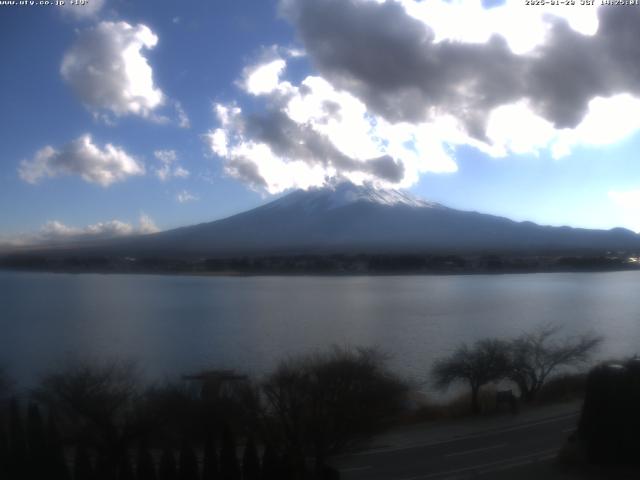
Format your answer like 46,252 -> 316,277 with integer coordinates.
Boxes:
262,346 -> 408,471
33,360 -> 149,476
507,324 -> 602,402
432,339 -> 511,414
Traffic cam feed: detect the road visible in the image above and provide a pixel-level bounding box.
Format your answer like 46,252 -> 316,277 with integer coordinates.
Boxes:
333,411 -> 579,480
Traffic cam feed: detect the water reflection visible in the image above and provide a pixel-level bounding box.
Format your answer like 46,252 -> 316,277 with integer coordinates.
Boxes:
1,270 -> 639,388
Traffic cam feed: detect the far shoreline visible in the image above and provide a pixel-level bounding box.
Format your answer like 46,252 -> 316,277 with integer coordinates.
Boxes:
1,262 -> 639,279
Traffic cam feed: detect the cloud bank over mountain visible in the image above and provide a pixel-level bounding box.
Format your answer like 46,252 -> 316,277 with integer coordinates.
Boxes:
207,0 -> 640,193
0,214 -> 159,249
280,0 -> 640,132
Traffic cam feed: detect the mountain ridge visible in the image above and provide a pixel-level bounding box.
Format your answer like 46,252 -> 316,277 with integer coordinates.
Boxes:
3,182 -> 640,259
1,182 -> 640,258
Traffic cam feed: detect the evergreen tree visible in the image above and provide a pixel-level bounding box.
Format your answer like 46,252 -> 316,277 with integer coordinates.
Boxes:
260,444 -> 279,480
27,403 -> 47,479
178,440 -> 199,480
158,448 -> 178,480
95,454 -> 114,480
0,425 -> 9,478
118,450 -> 135,480
317,465 -> 341,480
9,398 -> 27,479
136,443 -> 157,480
241,437 -> 260,480
278,452 -> 295,480
46,412 -> 70,480
202,434 -> 219,480
73,446 -> 94,480
219,425 -> 240,480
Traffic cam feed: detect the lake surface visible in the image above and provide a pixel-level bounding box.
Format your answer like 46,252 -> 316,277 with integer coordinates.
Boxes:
1,270 -> 639,390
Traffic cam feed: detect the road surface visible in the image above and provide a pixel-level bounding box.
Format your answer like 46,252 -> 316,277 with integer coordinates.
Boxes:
333,411 -> 579,480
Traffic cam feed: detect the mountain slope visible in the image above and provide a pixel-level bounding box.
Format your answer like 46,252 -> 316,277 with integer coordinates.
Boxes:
69,182 -> 640,258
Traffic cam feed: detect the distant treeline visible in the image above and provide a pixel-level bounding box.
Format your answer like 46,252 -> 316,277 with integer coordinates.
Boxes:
0,252 -> 638,275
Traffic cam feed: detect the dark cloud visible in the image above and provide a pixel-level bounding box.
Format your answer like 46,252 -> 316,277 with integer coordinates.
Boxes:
246,110 -> 352,166
245,109 -> 404,182
279,0 -> 523,139
226,156 -> 269,190
367,155 -> 405,183
280,0 -> 640,138
527,9 -> 640,128
321,100 -> 342,121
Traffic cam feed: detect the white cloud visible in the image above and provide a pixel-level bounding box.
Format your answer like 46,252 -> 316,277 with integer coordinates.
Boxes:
156,164 -> 190,181
400,0 -> 598,55
138,213 -> 160,234
153,149 -> 190,181
217,58 -> 640,194
173,166 -> 190,178
207,128 -> 229,157
243,59 -> 288,96
19,134 -> 144,187
41,219 -> 134,239
176,190 -> 198,203
483,94 -> 640,159
0,236 -> 28,250
61,0 -> 106,19
61,21 -> 164,119
278,0 -> 640,152
175,101 -> 191,128
154,164 -> 171,181
154,149 -> 177,164
551,95 -> 640,158
207,1 -> 640,194
212,53 -> 640,194
609,190 -> 640,233
44,214 -> 159,238
207,60 -> 459,194
2,214 -> 161,248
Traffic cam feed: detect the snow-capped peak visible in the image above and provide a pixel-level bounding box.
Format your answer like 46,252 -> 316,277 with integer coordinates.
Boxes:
324,182 -> 435,208
266,182 -> 441,212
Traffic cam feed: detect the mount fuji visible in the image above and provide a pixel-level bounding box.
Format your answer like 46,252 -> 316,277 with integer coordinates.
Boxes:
42,181 -> 640,258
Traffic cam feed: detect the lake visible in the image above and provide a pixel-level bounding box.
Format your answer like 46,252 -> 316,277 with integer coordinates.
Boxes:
1,270 -> 639,390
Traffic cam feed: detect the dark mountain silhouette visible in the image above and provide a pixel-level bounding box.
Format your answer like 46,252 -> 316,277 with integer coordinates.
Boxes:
9,182 -> 640,258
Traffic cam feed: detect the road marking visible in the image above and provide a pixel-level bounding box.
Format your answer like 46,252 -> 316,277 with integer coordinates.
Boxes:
562,427 -> 575,433
345,412 -> 578,457
339,466 -> 371,472
445,443 -> 506,458
394,448 -> 558,480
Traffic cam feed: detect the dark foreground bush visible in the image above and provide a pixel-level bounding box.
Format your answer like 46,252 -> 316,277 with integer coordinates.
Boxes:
578,358 -> 640,465
263,346 -> 408,469
408,387 -> 505,423
536,373 -> 586,404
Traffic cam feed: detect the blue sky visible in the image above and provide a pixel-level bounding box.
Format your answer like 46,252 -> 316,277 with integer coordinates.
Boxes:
1,0 -> 639,245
